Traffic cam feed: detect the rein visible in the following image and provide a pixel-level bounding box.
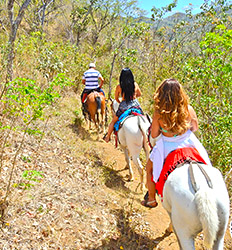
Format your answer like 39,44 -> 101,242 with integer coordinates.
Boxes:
177,158 -> 213,192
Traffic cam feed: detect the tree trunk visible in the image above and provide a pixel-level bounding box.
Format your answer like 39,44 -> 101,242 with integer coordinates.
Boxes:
108,53 -> 117,99
5,0 -> 32,83
76,29 -> 81,47
41,1 -> 47,31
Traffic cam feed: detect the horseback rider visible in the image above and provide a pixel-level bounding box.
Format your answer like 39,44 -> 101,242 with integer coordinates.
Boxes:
81,62 -> 105,114
103,68 -> 143,143
141,79 -> 212,208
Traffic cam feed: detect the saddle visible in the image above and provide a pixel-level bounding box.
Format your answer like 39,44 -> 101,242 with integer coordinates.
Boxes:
155,147 -> 208,200
114,108 -> 143,132
113,108 -> 144,148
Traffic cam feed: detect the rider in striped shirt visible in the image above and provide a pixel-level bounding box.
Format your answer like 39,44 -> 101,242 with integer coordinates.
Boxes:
81,62 -> 105,104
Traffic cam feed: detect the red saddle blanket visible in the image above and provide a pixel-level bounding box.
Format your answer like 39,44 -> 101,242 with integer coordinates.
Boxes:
154,147 -> 207,199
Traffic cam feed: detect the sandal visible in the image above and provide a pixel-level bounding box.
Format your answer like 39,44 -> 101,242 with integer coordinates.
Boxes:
141,199 -> 158,208
141,191 -> 158,208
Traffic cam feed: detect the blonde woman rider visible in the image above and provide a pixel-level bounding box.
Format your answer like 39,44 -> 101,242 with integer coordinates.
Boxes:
142,79 -> 212,208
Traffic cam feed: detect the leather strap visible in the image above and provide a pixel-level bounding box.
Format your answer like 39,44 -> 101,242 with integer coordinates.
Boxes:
189,161 -> 198,192
177,158 -> 213,192
188,159 -> 213,192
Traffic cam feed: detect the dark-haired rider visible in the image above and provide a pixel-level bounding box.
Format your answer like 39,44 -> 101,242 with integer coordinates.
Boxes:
103,67 -> 143,142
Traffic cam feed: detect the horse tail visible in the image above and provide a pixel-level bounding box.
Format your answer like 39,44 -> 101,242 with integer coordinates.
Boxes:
95,96 -> 101,111
195,187 -> 219,248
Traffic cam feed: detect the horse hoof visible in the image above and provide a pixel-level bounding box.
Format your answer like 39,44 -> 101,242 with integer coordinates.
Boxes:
167,223 -> 173,233
126,175 -> 134,182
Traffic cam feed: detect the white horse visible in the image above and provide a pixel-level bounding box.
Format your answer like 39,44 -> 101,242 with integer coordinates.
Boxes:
110,99 -> 151,191
162,161 -> 230,250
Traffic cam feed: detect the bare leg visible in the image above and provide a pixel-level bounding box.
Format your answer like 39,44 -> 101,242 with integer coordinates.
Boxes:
141,159 -> 157,208
146,159 -> 156,202
103,115 -> 118,142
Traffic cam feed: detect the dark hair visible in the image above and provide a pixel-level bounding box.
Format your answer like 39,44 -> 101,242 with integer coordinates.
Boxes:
119,68 -> 135,102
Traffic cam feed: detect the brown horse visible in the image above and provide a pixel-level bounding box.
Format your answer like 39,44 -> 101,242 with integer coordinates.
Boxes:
84,91 -> 106,134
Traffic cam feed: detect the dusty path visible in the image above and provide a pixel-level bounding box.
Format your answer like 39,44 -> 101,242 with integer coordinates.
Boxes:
93,134 -> 232,250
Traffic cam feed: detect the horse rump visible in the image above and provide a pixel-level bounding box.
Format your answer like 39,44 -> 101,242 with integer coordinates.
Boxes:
162,163 -> 229,250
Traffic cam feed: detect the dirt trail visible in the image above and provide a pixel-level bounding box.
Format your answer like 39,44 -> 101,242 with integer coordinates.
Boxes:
93,135 -> 232,250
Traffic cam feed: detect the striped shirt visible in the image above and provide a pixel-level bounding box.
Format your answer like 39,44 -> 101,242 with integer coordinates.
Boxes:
82,68 -> 102,90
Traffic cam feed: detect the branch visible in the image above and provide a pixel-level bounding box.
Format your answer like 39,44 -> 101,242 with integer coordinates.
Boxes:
14,0 -> 32,28
7,0 -> 14,26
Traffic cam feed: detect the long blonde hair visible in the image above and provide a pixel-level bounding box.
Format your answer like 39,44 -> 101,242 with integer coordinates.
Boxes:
154,79 -> 190,135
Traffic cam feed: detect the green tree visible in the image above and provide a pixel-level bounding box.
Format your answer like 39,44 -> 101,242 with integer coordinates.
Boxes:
182,25 -> 232,171
70,0 -> 93,46
107,19 -> 150,98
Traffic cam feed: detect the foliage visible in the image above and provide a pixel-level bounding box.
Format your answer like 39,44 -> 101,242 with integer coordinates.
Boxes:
148,1 -> 232,173
0,74 -> 72,210
15,170 -> 44,189
181,25 -> 232,171
37,45 -> 64,81
16,31 -> 89,88
70,0 -> 92,46
3,74 -> 72,123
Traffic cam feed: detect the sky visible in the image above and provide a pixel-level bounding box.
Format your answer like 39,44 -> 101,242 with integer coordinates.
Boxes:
138,0 -> 205,17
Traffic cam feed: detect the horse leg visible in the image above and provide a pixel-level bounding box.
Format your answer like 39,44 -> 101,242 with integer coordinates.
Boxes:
95,96 -> 102,133
131,155 -> 144,191
144,146 -> 150,162
123,148 -> 133,181
90,116 -> 97,132
95,112 -> 101,139
87,111 -> 92,130
96,110 -> 101,130
164,186 -> 196,250
100,99 -> 106,134
100,110 -> 105,134
171,211 -> 195,250
142,133 -> 150,162
212,210 -> 229,250
213,234 -> 226,250
89,118 -> 91,130
90,112 -> 98,132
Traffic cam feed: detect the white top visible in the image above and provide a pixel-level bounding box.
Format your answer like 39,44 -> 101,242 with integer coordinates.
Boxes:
149,130 -> 212,182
